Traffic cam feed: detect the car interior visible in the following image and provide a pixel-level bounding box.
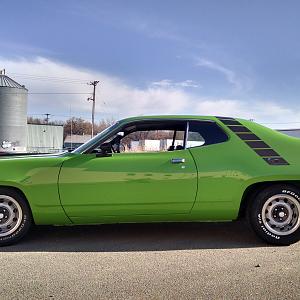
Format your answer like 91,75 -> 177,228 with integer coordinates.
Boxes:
91,120 -> 187,154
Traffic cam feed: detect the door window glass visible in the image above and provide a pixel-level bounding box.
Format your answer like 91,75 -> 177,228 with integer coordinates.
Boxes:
187,121 -> 228,148
100,121 -> 187,153
187,131 -> 205,148
119,129 -> 185,153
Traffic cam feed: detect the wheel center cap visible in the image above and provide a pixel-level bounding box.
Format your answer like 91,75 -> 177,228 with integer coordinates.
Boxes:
0,213 -> 4,219
279,212 -> 285,218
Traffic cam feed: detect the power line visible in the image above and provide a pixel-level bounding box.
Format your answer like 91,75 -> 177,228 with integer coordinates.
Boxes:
28,92 -> 92,95
9,72 -> 92,83
2,92 -> 92,95
261,122 -> 300,125
11,77 -> 88,85
27,113 -> 112,125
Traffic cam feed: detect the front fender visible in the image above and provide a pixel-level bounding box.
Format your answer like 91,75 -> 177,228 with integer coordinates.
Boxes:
0,155 -> 71,225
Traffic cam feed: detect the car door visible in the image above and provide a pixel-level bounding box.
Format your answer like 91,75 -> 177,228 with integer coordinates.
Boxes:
58,120 -> 198,223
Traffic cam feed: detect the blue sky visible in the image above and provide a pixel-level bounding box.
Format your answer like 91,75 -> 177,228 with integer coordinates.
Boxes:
1,0 -> 300,128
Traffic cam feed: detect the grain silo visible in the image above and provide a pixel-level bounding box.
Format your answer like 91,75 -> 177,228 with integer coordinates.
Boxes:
0,70 -> 28,152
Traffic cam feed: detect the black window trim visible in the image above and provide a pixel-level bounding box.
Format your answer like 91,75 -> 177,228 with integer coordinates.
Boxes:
183,121 -> 189,149
81,118 -> 227,154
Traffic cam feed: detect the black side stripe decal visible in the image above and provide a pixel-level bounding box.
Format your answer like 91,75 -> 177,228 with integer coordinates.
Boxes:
227,125 -> 251,133
216,117 -> 289,165
219,119 -> 242,126
254,149 -> 280,157
263,157 -> 289,165
237,133 -> 261,141
245,141 -> 270,148
216,116 -> 235,120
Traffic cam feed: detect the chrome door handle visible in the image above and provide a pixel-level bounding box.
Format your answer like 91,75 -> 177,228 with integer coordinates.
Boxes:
171,158 -> 185,164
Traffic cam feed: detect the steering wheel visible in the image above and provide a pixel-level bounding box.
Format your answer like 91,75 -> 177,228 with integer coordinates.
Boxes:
111,135 -> 123,153
111,144 -> 116,153
111,142 -> 120,153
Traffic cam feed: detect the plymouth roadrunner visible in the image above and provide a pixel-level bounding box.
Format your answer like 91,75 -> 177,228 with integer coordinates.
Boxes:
0,115 -> 300,246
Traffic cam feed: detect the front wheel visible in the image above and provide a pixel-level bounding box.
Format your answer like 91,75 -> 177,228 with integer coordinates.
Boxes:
0,188 -> 32,246
248,184 -> 300,245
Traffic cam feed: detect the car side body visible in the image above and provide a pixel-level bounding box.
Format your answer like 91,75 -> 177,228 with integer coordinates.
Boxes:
0,115 -> 299,229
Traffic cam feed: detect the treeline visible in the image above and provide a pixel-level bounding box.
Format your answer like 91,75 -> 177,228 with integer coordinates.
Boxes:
27,116 -> 115,139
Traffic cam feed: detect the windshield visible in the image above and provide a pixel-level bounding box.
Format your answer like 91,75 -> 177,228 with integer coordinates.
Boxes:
72,122 -> 120,154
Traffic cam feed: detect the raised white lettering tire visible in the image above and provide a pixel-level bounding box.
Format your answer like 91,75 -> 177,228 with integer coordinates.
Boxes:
248,184 -> 300,245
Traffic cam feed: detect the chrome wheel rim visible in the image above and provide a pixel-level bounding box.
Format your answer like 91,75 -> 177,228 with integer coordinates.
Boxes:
262,194 -> 300,236
0,195 -> 23,237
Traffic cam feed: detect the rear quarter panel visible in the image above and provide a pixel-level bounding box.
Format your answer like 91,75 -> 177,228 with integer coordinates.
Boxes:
188,118 -> 300,221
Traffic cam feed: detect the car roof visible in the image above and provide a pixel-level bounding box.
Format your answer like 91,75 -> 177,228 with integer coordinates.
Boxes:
119,115 -> 247,124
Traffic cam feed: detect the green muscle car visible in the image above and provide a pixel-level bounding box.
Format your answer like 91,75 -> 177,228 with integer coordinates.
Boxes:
1,115 -> 300,246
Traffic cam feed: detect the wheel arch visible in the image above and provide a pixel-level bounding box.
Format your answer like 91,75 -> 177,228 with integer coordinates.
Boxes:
238,180 -> 300,219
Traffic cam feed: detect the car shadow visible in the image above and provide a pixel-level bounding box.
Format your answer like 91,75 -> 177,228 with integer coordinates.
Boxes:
1,221 -> 269,252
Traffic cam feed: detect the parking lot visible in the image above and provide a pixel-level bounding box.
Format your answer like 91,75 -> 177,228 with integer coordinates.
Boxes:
1,221 -> 299,299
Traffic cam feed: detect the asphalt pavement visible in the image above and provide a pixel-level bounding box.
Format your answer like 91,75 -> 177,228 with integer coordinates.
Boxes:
1,221 -> 299,299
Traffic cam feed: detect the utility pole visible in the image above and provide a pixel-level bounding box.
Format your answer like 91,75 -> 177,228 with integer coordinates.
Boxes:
87,81 -> 99,138
44,113 -> 51,124
69,105 -> 73,150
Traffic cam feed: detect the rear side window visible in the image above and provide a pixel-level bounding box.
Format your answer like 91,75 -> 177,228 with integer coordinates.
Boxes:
187,121 -> 228,148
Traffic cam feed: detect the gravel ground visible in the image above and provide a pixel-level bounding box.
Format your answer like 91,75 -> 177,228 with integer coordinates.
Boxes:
1,221 -> 299,300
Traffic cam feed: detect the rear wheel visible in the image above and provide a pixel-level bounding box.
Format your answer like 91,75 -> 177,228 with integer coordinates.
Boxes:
0,188 -> 32,246
248,184 -> 300,245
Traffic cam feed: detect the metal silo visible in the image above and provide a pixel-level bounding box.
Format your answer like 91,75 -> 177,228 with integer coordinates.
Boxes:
0,71 -> 28,152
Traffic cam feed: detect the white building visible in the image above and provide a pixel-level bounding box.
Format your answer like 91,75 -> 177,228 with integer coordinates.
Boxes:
64,134 -> 91,150
27,124 -> 64,153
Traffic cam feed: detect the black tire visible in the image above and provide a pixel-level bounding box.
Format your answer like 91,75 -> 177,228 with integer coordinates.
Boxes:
248,184 -> 300,245
0,188 -> 32,246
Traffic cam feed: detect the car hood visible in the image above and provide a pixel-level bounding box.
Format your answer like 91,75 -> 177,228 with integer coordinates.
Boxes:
0,152 -> 69,160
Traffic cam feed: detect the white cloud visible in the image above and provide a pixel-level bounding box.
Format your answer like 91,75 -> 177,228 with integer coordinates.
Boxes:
195,99 -> 300,129
179,80 -> 201,88
196,58 -> 243,91
0,57 -> 190,119
151,79 -> 201,88
0,56 -> 299,129
0,40 -> 53,56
